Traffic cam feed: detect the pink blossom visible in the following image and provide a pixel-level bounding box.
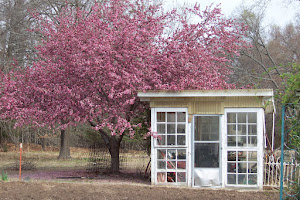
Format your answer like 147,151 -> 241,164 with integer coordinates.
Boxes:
0,0 -> 248,137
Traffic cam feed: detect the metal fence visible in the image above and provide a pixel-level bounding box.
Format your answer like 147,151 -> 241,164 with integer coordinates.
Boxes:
86,144 -> 150,175
264,154 -> 300,187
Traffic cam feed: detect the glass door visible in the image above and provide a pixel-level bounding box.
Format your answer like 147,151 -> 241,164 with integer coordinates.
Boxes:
193,116 -> 221,187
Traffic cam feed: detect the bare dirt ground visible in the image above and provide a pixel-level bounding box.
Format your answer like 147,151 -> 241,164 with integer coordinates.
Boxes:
0,180 -> 279,200
0,169 -> 280,200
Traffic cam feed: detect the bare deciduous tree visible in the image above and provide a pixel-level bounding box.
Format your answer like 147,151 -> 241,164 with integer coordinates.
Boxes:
0,0 -> 94,157
229,0 -> 300,149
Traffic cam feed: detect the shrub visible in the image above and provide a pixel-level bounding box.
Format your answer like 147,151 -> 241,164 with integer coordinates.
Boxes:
0,171 -> 8,181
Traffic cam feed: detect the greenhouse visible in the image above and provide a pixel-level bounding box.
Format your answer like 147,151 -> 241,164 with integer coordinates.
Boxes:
138,89 -> 274,189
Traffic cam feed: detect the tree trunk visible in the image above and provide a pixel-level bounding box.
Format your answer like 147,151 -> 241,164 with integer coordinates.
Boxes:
108,136 -> 120,174
57,129 -> 71,159
41,137 -> 46,151
97,128 -> 123,174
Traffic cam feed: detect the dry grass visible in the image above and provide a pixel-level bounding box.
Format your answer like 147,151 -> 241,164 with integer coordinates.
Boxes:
0,151 -> 88,170
0,143 -> 149,172
0,144 -> 92,171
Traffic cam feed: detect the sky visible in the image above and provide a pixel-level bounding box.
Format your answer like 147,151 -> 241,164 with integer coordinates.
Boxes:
162,0 -> 299,27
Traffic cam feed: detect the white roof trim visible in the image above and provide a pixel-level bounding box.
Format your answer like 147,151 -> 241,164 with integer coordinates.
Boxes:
137,89 -> 273,98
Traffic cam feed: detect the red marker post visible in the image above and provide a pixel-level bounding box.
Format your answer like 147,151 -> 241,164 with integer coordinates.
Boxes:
19,143 -> 22,181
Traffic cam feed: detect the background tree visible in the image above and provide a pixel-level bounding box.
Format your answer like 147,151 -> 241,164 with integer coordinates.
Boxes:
0,0 -> 45,150
0,0 -> 40,72
0,0 -> 248,173
229,0 -> 300,149
268,23 -> 300,66
231,9 -> 282,89
0,0 -> 94,158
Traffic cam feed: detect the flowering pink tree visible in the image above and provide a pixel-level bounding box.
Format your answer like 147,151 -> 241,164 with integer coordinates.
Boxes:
0,0 -> 247,173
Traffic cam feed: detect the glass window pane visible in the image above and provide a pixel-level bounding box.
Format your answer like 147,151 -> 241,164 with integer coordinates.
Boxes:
177,124 -> 185,133
238,163 -> 247,173
167,161 -> 176,169
238,125 -> 247,135
167,172 -> 176,182
210,116 -> 219,124
238,174 -> 247,184
238,151 -> 246,161
167,135 -> 175,145
157,149 -> 166,159
200,116 -> 210,123
157,172 -> 166,182
200,124 -> 209,140
228,162 -> 236,172
248,125 -> 257,135
237,136 -> 246,146
210,123 -> 219,141
248,151 -> 257,161
177,112 -> 186,122
228,151 -> 237,161
157,135 -> 165,145
167,112 -> 175,122
248,136 -> 257,147
177,161 -> 186,169
227,174 -> 236,184
227,125 -> 236,135
157,112 -> 165,122
157,161 -> 166,169
248,174 -> 257,185
157,124 -> 165,134
248,113 -> 257,123
167,124 -> 175,134
177,172 -> 186,182
177,149 -> 186,159
194,116 -> 219,141
248,163 -> 257,173
227,113 -> 236,123
238,113 -> 246,123
194,143 -> 219,168
227,136 -> 236,146
167,149 -> 176,159
177,135 -> 185,145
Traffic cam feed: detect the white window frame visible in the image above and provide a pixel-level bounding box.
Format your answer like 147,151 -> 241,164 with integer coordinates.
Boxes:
223,108 -> 264,189
151,107 -> 189,186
